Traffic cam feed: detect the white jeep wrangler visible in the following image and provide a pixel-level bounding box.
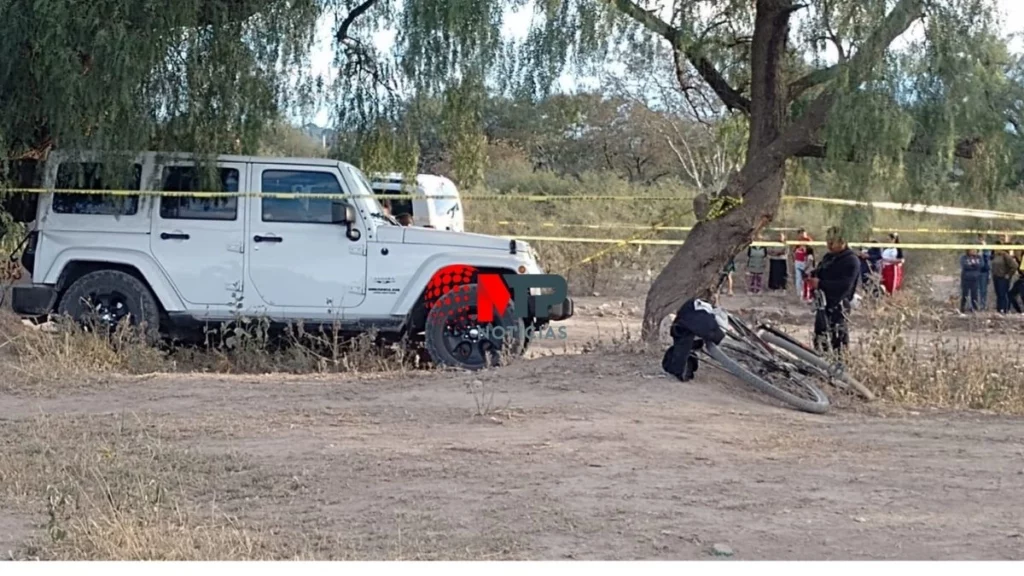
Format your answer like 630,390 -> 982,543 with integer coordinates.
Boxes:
9,151 -> 573,370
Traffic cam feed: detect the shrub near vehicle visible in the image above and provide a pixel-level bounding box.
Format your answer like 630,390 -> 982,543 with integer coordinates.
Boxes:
10,151 -> 573,370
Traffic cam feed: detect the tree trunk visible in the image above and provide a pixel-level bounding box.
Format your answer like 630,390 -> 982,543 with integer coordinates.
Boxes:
641,169 -> 784,339
641,0 -> 795,341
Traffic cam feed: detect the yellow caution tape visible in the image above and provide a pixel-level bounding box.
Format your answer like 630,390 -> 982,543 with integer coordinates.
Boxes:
5,187 -> 1024,220
566,209 -> 695,270
0,187 -> 688,201
506,235 -> 1024,250
785,195 -> 1024,221
469,220 -> 1024,236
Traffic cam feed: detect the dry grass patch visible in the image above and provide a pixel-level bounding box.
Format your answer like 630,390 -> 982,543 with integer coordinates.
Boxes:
848,303 -> 1024,414
0,413 -> 279,560
0,311 -> 422,393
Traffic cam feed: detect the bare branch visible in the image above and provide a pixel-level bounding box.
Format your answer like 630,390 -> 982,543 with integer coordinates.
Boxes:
612,0 -> 752,115
334,0 -> 397,97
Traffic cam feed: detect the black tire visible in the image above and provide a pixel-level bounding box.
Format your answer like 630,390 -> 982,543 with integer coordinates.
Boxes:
705,341 -> 830,414
757,327 -> 875,401
424,284 -> 525,370
57,269 -> 161,342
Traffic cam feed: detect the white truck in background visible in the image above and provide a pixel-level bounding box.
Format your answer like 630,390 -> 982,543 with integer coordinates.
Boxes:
369,173 -> 465,232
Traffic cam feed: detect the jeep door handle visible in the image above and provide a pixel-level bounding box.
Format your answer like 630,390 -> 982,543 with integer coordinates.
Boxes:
253,235 -> 282,243
160,232 -> 190,240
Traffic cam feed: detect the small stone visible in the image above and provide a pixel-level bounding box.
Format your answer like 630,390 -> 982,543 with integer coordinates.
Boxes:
711,543 -> 734,557
854,517 -> 867,523
592,291 -> 601,297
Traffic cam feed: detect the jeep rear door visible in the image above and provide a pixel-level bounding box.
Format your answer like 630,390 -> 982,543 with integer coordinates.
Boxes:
149,160 -> 246,314
246,163 -> 368,315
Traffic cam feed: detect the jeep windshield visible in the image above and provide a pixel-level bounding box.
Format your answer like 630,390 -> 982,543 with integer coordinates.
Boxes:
350,166 -> 398,226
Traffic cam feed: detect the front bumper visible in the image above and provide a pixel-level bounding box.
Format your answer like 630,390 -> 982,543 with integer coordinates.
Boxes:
527,295 -> 574,322
11,284 -> 57,316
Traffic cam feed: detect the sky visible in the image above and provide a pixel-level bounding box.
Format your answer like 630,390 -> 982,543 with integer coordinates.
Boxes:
302,0 -> 1024,127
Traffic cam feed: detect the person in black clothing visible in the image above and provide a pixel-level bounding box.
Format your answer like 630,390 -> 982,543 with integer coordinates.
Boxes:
806,227 -> 861,355
661,290 -> 726,382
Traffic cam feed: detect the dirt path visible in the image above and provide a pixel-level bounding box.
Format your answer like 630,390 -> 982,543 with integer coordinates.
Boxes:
3,348 -> 1023,560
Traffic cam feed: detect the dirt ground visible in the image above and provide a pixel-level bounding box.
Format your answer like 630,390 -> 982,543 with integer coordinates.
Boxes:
3,282 -> 1024,560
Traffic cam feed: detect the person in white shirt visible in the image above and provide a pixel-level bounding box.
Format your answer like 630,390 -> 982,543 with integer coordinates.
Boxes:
880,232 -> 904,294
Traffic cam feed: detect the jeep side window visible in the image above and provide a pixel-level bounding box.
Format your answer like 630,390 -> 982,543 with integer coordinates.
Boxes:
159,166 -> 239,221
261,170 -> 346,223
53,162 -> 141,215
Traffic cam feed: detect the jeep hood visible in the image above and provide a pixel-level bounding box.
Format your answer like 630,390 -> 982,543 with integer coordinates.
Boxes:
401,227 -> 525,252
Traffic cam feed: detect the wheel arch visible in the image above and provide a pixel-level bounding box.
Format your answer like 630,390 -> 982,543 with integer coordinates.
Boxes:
44,249 -> 186,313
400,261 -> 520,336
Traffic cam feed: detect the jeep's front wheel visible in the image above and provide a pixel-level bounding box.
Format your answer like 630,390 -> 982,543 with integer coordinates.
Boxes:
424,285 -> 525,370
57,269 -> 161,342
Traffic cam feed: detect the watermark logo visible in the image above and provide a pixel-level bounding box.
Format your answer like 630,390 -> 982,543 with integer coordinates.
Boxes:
425,265 -> 568,327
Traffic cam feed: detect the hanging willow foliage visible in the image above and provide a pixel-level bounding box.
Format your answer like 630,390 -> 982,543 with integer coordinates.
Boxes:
2,0 -> 1019,208
0,0 -> 320,164
323,0 -> 1018,209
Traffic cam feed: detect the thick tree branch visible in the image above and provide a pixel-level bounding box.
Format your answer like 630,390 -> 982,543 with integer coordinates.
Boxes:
785,0 -> 925,142
612,0 -> 752,114
789,64 -> 840,98
336,0 -> 380,44
790,0 -> 923,100
730,0 -> 926,194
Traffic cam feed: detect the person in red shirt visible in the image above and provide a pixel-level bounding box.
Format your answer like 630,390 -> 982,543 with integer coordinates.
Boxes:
793,228 -> 814,301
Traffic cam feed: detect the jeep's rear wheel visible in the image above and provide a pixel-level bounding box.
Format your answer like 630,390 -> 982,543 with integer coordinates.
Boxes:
424,284 -> 525,370
57,270 -> 160,342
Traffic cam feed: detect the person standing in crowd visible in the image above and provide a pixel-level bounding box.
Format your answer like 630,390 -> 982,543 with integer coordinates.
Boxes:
880,232 -> 904,295
978,234 -> 992,310
806,227 -> 860,355
1010,238 -> 1024,313
990,238 -> 1017,313
767,232 -> 789,291
720,257 -> 736,297
793,228 -> 813,301
802,248 -> 817,302
959,248 -> 983,314
856,240 -> 875,297
746,235 -> 769,295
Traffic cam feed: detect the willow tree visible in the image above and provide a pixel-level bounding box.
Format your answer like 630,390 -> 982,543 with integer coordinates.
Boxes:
334,0 -> 1016,339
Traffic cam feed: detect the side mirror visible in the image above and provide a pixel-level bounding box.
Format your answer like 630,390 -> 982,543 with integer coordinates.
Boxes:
331,202 -> 356,224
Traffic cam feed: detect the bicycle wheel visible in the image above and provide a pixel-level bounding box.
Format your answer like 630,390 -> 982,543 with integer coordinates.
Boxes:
704,340 -> 830,414
757,325 -> 875,401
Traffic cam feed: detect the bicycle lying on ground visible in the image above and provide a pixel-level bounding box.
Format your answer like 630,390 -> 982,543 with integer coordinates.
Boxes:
698,307 -> 832,414
695,277 -> 874,414
754,319 -> 875,401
